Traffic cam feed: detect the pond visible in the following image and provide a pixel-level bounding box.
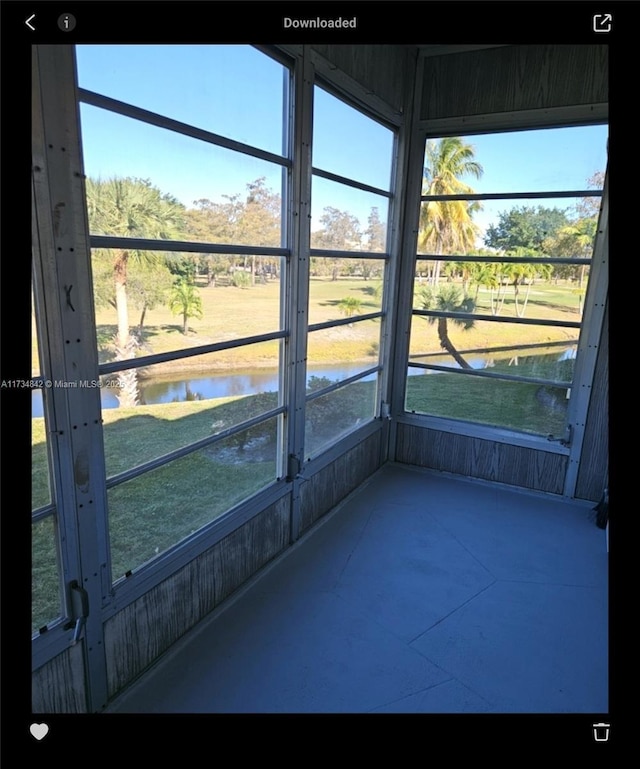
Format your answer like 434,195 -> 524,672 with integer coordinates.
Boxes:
31,363 -> 377,418
31,346 -> 577,418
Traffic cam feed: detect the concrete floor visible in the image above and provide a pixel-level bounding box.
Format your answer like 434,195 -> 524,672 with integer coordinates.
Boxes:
106,463 -> 608,714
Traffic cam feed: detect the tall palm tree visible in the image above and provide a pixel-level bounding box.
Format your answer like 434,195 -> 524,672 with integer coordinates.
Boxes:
86,177 -> 185,352
420,138 -> 483,286
86,177 -> 185,406
419,284 -> 476,369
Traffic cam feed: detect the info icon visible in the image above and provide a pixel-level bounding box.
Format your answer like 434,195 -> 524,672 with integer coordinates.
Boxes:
58,13 -> 77,32
593,723 -> 610,742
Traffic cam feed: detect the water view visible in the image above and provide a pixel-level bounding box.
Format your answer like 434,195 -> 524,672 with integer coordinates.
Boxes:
31,345 -> 576,418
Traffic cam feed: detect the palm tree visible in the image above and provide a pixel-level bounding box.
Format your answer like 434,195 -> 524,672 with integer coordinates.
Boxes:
86,177 -> 185,405
420,138 -> 484,286
419,284 -> 476,369
86,177 -> 185,352
470,262 -> 510,316
504,248 -> 554,318
169,278 -> 204,335
337,296 -> 363,325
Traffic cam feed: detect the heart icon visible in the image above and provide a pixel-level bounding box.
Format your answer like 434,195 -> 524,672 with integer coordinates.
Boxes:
30,723 -> 49,740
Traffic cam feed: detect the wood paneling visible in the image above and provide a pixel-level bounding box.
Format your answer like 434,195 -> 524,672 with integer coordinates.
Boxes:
300,431 -> 382,532
214,495 -> 290,605
311,45 -> 411,113
32,643 -> 87,713
421,45 -> 608,121
576,301 -> 609,501
104,496 -> 290,698
396,424 -> 567,494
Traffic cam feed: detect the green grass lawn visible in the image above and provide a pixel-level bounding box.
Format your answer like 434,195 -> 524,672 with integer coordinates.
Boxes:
406,370 -> 569,436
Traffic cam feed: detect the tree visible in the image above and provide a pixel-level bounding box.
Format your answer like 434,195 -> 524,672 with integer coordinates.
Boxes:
337,296 -> 363,324
575,171 -> 605,220
419,284 -> 476,369
169,278 -> 204,335
86,177 -> 186,405
364,206 -> 386,252
126,260 -> 174,334
543,217 -> 596,305
484,206 -> 569,253
311,206 -> 363,279
420,137 -> 484,286
237,177 -> 282,284
470,262 -> 503,313
185,194 -> 243,244
502,248 -> 552,318
185,178 -> 282,285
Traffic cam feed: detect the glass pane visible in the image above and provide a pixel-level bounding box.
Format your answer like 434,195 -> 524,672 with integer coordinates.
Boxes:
405,368 -> 570,437
32,516 -> 62,633
413,262 -> 589,323
92,248 -> 284,362
81,105 -> 285,248
419,126 -> 607,261
311,177 -> 389,252
100,340 -> 282,478
425,127 -> 607,196
313,84 -> 394,190
32,404 -> 52,510
409,316 -> 578,382
108,416 -> 279,579
307,323 -> 381,382
308,258 -> 384,325
305,377 -> 377,459
77,45 -> 288,156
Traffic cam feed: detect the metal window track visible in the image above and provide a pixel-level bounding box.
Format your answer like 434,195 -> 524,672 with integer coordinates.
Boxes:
412,309 -> 582,328
98,330 -> 287,375
90,235 -> 288,258
309,248 -> 389,259
105,405 -> 285,489
408,361 -> 572,389
78,89 -> 291,169
308,312 -> 384,332
312,166 -> 392,198
306,366 -> 381,401
415,254 -> 591,265
420,189 -> 602,202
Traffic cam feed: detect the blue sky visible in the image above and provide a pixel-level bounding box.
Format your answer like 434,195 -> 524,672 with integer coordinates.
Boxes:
75,45 -> 608,243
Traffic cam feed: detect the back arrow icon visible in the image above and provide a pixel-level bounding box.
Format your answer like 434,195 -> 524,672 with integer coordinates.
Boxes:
26,14 -> 36,31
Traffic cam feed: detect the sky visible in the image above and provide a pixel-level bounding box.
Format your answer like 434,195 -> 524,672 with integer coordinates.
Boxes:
75,44 -> 609,244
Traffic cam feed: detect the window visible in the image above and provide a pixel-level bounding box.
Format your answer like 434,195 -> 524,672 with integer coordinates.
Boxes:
75,45 -> 291,581
304,84 -> 395,458
405,126 -> 608,438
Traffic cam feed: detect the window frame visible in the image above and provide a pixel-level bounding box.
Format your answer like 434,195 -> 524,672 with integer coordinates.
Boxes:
302,78 -> 398,461
399,122 -> 608,456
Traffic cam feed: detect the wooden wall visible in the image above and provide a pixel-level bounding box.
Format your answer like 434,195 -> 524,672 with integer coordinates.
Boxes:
32,643 -> 87,714
103,495 -> 290,698
300,431 -> 383,532
420,45 -> 607,121
575,300 -> 609,501
395,424 -> 567,495
311,45 -> 413,114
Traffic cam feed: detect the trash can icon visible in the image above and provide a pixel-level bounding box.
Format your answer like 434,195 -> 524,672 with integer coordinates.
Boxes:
593,723 -> 610,742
